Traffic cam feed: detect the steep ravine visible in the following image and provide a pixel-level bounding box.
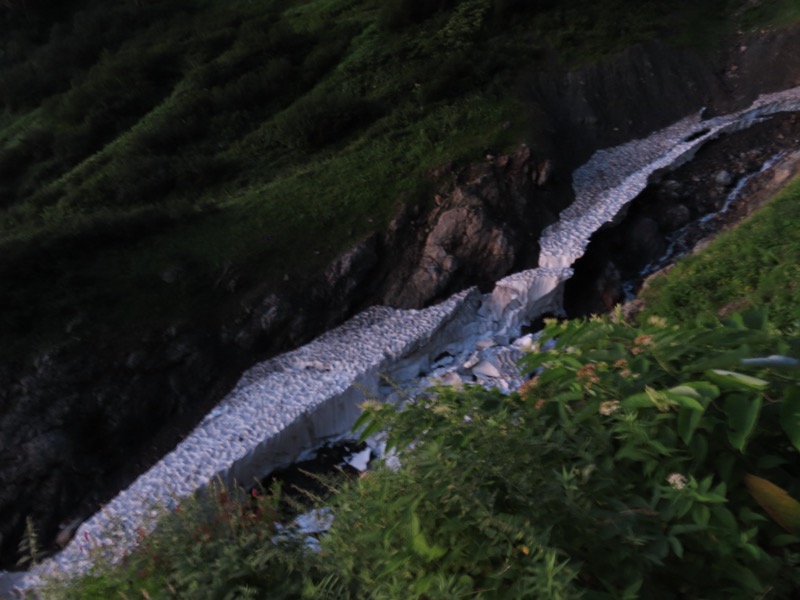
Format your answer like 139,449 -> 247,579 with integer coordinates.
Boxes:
6,77 -> 800,596
2,26 -> 800,577
565,112 -> 800,316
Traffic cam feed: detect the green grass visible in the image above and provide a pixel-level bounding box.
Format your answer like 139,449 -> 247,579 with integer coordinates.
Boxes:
740,0 -> 800,29
640,175 -> 800,330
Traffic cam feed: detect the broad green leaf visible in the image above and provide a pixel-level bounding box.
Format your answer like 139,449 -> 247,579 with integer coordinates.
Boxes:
621,392 -> 655,410
674,381 -> 720,399
670,523 -> 706,536
720,308 -> 769,332
741,307 -> 770,332
707,369 -> 769,391
409,512 -> 446,561
678,405 -> 703,444
756,454 -> 788,470
621,578 -> 643,600
668,385 -> 703,399
615,445 -> 649,462
724,393 -> 762,452
667,536 -> 684,558
686,348 -> 754,371
742,543 -> 765,561
691,504 -> 710,527
781,385 -> 800,453
689,433 -> 709,465
551,390 -> 585,404
353,409 -> 375,432
357,418 -> 385,443
770,533 -> 800,547
668,394 -> 704,411
728,565 -> 764,593
744,474 -> 800,535
713,506 -> 738,530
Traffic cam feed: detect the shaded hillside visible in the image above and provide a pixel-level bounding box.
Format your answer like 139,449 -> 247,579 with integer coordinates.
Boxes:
3,0 -> 791,359
1,0 -> 799,571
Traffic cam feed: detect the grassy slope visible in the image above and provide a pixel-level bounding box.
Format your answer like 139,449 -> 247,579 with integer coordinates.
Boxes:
641,175 -> 800,330
2,0 -> 783,360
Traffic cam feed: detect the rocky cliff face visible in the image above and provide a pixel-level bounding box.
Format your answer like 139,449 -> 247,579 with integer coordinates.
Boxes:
374,145 -> 562,308
2,26 -> 800,569
529,28 -> 800,170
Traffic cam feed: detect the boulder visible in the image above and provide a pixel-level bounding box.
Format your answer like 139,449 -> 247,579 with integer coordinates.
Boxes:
626,217 -> 664,265
656,203 -> 691,231
714,170 -> 733,186
382,145 -> 550,307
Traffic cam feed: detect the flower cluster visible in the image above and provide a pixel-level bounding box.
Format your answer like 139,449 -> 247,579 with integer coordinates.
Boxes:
614,358 -> 634,379
576,363 -> 601,388
667,473 -> 688,490
631,334 -> 655,355
599,400 -> 621,416
518,376 -> 539,398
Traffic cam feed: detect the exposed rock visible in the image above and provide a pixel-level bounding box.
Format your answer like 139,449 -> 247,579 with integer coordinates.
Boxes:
627,217 -> 665,265
472,360 -> 502,379
714,169 -> 733,186
564,108 -> 800,319
596,261 -> 623,313
324,237 -> 379,298
536,159 -> 554,186
656,203 -> 691,231
380,145 -> 558,308
621,298 -> 645,323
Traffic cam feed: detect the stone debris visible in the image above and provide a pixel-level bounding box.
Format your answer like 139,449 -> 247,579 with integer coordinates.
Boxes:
472,360 -> 502,379
344,447 -> 372,472
6,85 -> 800,598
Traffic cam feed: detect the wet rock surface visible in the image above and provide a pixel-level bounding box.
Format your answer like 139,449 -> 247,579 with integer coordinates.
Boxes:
529,27 -> 800,171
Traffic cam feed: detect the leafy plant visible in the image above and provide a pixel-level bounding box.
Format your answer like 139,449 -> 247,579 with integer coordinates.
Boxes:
334,309 -> 800,598
56,309 -> 800,598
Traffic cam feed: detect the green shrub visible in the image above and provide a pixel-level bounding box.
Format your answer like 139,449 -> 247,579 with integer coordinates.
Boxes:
378,0 -> 458,32
56,310 -> 800,598
51,482 -> 316,600
333,310 -> 800,598
272,90 -> 380,151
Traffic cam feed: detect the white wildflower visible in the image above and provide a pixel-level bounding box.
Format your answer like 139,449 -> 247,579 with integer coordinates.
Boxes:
599,400 -> 620,416
667,473 -> 688,490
